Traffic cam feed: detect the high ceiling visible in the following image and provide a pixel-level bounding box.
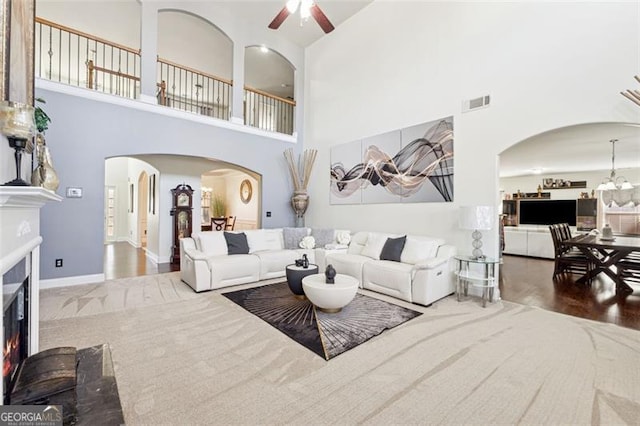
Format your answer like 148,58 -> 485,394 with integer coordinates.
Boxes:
499,123 -> 640,178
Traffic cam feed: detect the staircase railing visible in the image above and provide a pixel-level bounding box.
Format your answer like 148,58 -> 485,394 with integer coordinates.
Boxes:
156,57 -> 232,120
244,86 -> 295,135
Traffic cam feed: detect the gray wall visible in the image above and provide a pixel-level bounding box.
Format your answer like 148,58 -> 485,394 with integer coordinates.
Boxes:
37,87 -> 300,280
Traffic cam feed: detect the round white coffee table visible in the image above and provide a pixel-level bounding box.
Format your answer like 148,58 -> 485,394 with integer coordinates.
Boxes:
302,273 -> 359,313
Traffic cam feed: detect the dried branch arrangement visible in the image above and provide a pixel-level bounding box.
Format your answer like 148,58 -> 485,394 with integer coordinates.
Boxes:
621,75 -> 640,107
284,148 -> 318,191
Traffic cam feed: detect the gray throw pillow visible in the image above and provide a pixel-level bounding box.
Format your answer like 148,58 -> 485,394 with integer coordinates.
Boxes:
312,228 -> 335,248
224,232 -> 249,255
283,227 -> 308,250
380,236 -> 407,262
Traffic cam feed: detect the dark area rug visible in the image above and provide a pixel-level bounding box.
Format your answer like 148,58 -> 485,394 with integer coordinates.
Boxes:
222,282 -> 422,360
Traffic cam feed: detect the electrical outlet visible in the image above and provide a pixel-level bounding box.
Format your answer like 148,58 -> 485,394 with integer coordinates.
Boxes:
55,259 -> 63,267
266,211 -> 271,217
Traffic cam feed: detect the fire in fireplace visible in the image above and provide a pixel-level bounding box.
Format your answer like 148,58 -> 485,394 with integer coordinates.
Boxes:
3,279 -> 28,404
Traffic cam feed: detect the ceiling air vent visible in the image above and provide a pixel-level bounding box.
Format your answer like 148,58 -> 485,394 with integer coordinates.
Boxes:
462,95 -> 490,113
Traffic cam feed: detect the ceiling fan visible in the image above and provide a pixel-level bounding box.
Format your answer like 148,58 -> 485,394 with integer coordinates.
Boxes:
268,0 -> 335,34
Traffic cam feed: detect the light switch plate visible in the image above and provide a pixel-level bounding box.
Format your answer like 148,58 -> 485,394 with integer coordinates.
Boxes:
66,187 -> 83,198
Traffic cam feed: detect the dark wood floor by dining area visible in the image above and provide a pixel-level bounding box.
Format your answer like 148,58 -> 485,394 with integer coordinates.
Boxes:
103,242 -> 640,331
500,254 -> 640,330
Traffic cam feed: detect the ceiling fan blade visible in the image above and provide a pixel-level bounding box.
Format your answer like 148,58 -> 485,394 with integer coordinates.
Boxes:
268,6 -> 291,30
310,4 -> 335,33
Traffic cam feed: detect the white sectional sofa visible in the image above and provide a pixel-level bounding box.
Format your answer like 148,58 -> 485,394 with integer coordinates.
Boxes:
180,228 -> 348,292
325,231 -> 457,306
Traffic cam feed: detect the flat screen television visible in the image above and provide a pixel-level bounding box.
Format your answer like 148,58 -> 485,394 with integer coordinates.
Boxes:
519,199 -> 577,226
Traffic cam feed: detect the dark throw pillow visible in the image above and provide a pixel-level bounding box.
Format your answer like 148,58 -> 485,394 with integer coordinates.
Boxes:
224,232 -> 249,255
380,236 -> 407,262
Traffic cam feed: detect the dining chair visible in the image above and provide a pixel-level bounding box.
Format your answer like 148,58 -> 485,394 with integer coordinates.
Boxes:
549,224 -> 593,281
617,254 -> 640,286
225,216 -> 236,231
211,217 -> 227,231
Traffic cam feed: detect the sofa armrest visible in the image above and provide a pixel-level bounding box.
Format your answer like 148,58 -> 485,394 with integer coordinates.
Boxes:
412,257 -> 449,270
184,247 -> 208,261
180,238 -> 213,292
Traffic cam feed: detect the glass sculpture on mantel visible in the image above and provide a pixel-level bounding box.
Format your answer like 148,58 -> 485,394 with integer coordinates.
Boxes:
0,101 -> 36,186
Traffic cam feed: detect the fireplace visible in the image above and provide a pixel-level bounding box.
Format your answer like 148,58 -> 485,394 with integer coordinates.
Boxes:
3,278 -> 28,404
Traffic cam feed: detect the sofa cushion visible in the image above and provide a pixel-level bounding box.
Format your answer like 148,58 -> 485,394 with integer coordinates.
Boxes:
244,229 -> 283,253
325,253 -> 372,285
224,232 -> 250,255
362,260 -> 414,302
361,232 -> 393,259
311,228 -> 335,248
400,236 -> 445,264
380,235 -> 407,262
194,232 -> 228,256
283,227 -> 309,249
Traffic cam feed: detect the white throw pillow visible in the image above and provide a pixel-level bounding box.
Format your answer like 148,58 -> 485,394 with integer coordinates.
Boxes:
400,237 -> 442,264
263,229 -> 284,251
360,233 -> 388,259
196,232 -> 228,256
336,230 -> 351,245
299,236 -> 316,249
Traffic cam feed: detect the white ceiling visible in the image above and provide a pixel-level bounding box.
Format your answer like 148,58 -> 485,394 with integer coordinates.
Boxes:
233,0 -> 374,48
499,123 -> 640,178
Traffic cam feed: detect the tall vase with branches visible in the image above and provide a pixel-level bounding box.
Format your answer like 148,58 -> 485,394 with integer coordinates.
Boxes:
284,148 -> 317,227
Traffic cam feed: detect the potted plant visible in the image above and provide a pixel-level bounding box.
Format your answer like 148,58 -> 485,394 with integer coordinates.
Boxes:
31,98 -> 59,191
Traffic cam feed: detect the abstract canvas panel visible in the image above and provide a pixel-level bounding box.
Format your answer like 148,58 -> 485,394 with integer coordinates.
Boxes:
330,116 -> 454,204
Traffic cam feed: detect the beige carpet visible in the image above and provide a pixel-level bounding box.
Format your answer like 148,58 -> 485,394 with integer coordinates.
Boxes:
40,273 -> 640,425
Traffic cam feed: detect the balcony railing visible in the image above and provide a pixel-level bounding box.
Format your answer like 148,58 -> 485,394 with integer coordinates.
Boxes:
244,86 -> 295,135
36,17 -> 141,99
34,17 -> 295,135
157,57 -> 231,121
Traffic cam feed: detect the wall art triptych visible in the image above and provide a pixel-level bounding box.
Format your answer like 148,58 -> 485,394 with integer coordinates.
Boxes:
330,116 -> 454,204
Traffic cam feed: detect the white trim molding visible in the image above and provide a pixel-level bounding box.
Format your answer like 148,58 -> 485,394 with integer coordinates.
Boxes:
40,273 -> 106,289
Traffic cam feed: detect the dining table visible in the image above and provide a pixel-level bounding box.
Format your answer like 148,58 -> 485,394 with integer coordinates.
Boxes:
562,234 -> 640,294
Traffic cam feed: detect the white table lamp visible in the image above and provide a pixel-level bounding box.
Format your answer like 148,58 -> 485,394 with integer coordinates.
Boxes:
459,206 -> 494,259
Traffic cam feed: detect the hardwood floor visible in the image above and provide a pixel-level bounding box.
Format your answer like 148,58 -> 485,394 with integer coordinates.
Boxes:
500,254 -> 640,330
102,243 -> 640,331
103,242 -> 177,280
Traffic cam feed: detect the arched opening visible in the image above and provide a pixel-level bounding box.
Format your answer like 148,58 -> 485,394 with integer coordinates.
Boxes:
157,10 -> 233,118
244,45 -> 296,134
104,154 -> 261,280
497,121 -> 640,323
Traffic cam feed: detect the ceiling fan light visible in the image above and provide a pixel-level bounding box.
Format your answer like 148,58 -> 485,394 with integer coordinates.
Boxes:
300,0 -> 312,19
286,0 -> 299,13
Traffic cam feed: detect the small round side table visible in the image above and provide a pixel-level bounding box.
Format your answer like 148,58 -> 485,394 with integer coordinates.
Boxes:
454,255 -> 500,307
285,264 -> 319,299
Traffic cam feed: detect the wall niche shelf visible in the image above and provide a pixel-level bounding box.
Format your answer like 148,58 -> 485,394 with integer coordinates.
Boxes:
542,179 -> 587,189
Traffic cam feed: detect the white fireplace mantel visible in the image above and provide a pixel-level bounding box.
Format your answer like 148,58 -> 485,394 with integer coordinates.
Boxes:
0,186 -> 62,404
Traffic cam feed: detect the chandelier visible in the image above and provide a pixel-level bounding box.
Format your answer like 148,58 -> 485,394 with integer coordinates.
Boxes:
621,75 -> 640,107
597,139 -> 633,191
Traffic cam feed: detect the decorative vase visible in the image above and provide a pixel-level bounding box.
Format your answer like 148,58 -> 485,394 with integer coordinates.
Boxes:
301,254 -> 309,269
31,134 -> 60,191
291,190 -> 309,227
325,264 -> 336,284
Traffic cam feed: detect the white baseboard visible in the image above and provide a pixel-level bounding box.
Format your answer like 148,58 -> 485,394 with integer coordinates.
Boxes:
40,273 -> 105,289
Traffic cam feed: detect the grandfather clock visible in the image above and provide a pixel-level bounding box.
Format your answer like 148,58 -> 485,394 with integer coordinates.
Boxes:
170,183 -> 194,265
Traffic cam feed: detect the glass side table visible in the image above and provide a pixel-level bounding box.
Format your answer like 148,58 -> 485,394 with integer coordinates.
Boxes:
454,255 -> 500,307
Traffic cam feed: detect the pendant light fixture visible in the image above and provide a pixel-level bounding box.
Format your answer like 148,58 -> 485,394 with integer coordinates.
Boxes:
597,139 -> 634,191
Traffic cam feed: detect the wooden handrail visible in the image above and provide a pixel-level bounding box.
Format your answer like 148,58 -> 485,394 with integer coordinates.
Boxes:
157,56 -> 233,86
35,17 -> 141,55
244,85 -> 296,106
91,64 -> 140,81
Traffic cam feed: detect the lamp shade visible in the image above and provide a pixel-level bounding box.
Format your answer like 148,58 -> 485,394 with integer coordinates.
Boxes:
459,206 -> 494,230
